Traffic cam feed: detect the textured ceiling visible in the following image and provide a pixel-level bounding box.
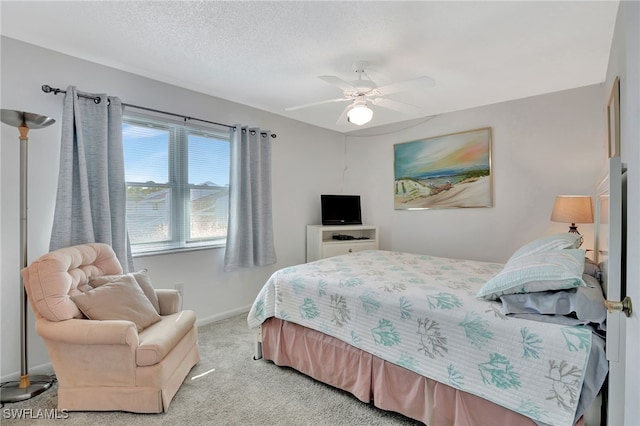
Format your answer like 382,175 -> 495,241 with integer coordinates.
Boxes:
1,1 -> 618,133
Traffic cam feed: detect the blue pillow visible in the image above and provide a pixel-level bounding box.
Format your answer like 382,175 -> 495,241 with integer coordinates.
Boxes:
584,257 -> 602,282
500,274 -> 606,328
506,313 -> 590,327
477,249 -> 586,300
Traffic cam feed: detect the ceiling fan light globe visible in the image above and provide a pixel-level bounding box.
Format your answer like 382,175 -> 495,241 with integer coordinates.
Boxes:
347,105 -> 373,125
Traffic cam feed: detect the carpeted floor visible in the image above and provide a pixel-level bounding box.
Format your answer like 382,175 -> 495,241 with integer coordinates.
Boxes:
1,314 -> 420,425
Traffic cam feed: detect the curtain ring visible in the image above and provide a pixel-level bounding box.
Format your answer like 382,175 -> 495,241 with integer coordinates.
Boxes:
93,96 -> 101,105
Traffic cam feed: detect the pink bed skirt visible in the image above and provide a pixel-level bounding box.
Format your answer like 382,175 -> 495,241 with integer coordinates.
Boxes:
261,317 -> 584,426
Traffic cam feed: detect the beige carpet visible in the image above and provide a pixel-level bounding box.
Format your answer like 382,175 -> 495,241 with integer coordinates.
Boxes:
1,314 -> 419,425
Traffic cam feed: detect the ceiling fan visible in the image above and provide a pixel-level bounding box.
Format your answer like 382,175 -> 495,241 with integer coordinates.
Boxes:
285,61 -> 435,126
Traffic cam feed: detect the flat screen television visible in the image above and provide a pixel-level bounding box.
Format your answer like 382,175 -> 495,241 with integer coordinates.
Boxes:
321,195 -> 362,226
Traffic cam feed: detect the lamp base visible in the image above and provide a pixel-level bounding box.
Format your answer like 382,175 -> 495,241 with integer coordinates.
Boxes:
567,224 -> 584,247
0,374 -> 54,403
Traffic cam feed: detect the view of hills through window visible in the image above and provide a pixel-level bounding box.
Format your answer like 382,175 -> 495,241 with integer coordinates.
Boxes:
123,119 -> 230,251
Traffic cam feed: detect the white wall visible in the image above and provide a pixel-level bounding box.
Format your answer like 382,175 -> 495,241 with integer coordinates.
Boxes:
344,86 -> 606,263
0,37 -> 346,378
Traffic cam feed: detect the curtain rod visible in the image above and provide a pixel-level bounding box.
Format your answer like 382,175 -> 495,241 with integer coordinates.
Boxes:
41,85 -> 276,138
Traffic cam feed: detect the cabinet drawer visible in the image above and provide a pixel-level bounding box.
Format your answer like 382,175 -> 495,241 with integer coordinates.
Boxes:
322,241 -> 378,258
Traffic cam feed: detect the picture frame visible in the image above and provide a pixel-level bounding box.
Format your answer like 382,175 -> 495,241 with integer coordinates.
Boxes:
607,76 -> 620,158
394,127 -> 492,210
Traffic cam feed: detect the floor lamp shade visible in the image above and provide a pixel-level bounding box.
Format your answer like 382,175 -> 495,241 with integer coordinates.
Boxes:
1,109 -> 56,403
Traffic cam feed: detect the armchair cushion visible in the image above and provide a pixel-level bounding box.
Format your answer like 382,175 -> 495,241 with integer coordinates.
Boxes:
89,269 -> 160,313
136,310 -> 197,366
71,275 -> 161,332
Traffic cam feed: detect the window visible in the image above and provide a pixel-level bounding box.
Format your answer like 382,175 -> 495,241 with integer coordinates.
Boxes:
123,115 -> 230,254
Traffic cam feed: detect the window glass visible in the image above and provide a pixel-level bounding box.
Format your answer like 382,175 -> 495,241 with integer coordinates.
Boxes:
187,132 -> 230,242
123,117 -> 230,254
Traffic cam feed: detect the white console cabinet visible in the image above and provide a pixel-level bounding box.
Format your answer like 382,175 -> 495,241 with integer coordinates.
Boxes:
306,225 -> 378,262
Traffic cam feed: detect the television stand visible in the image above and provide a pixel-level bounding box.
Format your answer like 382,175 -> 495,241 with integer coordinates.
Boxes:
306,225 -> 378,262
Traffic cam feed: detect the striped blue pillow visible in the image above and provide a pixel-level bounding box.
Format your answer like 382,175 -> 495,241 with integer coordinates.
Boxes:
477,249 -> 586,300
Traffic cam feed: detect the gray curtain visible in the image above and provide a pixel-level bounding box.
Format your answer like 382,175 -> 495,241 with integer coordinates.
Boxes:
223,126 -> 276,271
49,86 -> 133,271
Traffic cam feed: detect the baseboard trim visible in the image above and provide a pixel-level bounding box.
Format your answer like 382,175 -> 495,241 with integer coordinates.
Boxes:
195,305 -> 251,327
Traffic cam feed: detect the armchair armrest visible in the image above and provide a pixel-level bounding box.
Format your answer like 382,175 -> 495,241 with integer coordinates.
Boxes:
36,318 -> 139,349
156,289 -> 181,315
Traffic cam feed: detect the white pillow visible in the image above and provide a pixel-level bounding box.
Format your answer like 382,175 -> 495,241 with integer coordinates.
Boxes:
477,249 -> 586,300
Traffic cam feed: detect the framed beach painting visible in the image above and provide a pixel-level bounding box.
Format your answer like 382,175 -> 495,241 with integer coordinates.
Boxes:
394,127 -> 493,210
607,76 -> 620,158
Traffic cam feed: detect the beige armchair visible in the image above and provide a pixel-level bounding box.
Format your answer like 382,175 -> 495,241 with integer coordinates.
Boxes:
21,243 -> 200,413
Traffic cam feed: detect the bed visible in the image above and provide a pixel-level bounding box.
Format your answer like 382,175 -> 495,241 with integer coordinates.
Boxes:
248,234 -> 608,426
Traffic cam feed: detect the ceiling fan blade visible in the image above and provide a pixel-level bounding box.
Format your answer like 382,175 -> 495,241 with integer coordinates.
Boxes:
285,97 -> 351,111
335,103 -> 352,125
375,76 -> 436,96
319,75 -> 358,93
371,98 -> 422,115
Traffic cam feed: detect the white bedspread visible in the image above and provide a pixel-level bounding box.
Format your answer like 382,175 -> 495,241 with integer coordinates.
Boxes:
248,250 -> 593,426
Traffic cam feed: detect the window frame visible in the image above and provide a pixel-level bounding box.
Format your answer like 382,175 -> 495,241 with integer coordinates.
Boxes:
123,113 -> 230,256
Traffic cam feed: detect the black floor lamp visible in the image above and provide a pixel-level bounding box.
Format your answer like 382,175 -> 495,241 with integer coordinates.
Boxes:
1,109 -> 56,403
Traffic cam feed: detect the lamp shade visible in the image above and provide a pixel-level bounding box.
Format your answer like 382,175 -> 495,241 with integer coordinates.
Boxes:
1,109 -> 56,129
550,195 -> 594,224
347,104 -> 373,125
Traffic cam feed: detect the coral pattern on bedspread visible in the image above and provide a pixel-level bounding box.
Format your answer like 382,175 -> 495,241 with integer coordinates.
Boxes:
248,250 -> 592,426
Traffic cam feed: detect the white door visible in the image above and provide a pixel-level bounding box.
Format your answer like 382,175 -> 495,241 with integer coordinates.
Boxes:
601,159 -> 638,425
